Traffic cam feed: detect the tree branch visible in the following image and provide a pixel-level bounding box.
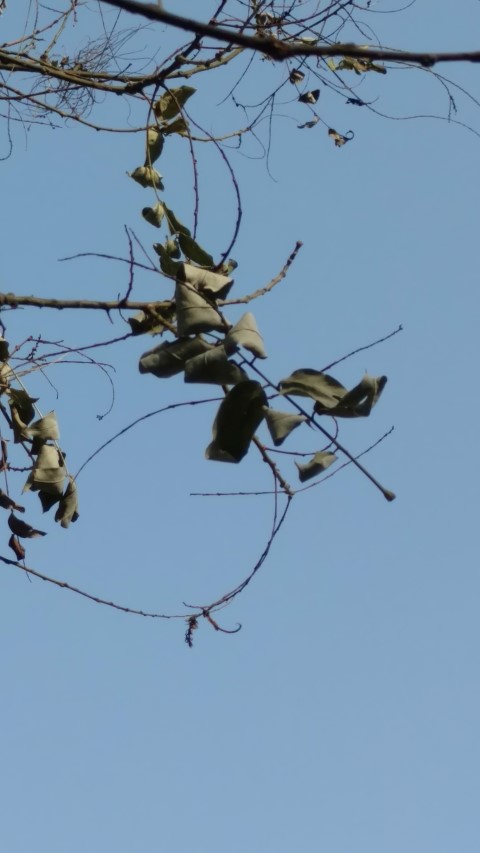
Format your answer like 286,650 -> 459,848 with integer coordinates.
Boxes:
98,0 -> 480,68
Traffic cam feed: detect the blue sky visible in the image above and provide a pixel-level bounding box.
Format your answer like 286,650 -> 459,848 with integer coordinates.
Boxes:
1,2 -> 480,851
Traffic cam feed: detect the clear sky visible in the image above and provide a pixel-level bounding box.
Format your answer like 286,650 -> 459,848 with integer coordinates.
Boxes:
1,2 -> 480,852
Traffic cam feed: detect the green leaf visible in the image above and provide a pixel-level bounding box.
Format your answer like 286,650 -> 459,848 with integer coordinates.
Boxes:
224,312 -> 267,359
296,451 -> 337,482
153,243 -> 182,278
206,380 -> 267,463
184,346 -> 247,385
129,166 -> 164,190
178,232 -> 214,268
142,202 -> 165,228
153,86 -> 196,121
263,408 -> 306,446
163,117 -> 189,136
163,205 -> 191,237
55,477 -> 79,528
144,126 -> 164,165
139,337 -> 212,378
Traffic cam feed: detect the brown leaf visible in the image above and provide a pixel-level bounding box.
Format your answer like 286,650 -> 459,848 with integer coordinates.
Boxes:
8,513 -> 46,539
8,534 -> 25,560
328,128 -> 354,147
0,489 -> 25,513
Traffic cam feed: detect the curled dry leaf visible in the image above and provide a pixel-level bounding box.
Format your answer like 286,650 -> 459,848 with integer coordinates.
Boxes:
180,263 -> 233,300
263,408 -> 307,446
142,203 -> 165,228
328,128 -> 354,147
139,337 -> 212,378
206,380 -> 267,463
23,444 -> 66,496
24,410 -> 59,441
8,512 -> 46,539
175,281 -> 225,337
129,166 -> 164,190
0,489 -> 25,513
55,477 -> 79,528
184,346 -> 247,386
224,312 -> 267,359
153,86 -> 196,121
298,89 -> 320,104
8,534 -> 26,561
296,451 -> 337,482
289,69 -> 305,84
145,126 -> 164,165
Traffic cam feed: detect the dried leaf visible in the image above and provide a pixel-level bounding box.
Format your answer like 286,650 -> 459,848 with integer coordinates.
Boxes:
263,408 -> 306,446
163,117 -> 189,136
279,369 -> 346,406
296,451 -> 337,482
297,118 -> 320,130
129,166 -> 164,190
0,336 -> 9,361
289,69 -> 305,84
224,312 -> 267,359
314,374 -> 387,418
24,411 -> 59,441
206,380 -> 267,463
153,86 -> 196,121
176,281 -> 225,336
8,534 -> 25,560
184,346 -> 247,385
23,444 -> 66,496
298,89 -> 320,104
139,337 -> 212,378
178,233 -> 214,268
8,388 -> 37,425
153,242 -> 182,278
337,55 -> 386,75
328,128 -> 354,147
163,205 -> 191,237
55,477 -> 79,528
8,513 -> 46,539
0,489 -> 25,513
145,126 -> 164,165
142,203 -> 165,228
128,302 -> 175,336
180,263 -> 233,300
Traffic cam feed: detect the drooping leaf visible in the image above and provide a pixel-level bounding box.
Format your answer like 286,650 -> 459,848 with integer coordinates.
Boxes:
176,281 -> 225,336
163,117 -> 189,136
38,491 -> 62,512
280,369 -> 387,418
153,242 -> 182,278
128,302 -> 175,336
328,128 -> 354,147
314,374 -> 387,418
0,337 -> 9,361
325,58 -> 337,71
0,489 -> 25,513
129,166 -> 164,190
23,444 -> 66,496
263,408 -> 307,446
8,534 -> 25,560
298,89 -> 320,104
206,380 -> 267,463
142,202 -> 165,228
55,477 -> 79,528
163,205 -> 191,237
153,86 -> 196,121
297,117 -> 320,130
144,126 -> 164,165
224,312 -> 267,359
217,258 -> 238,276
296,451 -> 337,482
139,337 -> 212,378
178,232 -> 214,268
8,388 -> 37,425
289,69 -> 305,84
180,263 -> 233,300
8,512 -> 46,539
24,410 -> 59,442
184,346 -> 247,386
279,369 -> 346,406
